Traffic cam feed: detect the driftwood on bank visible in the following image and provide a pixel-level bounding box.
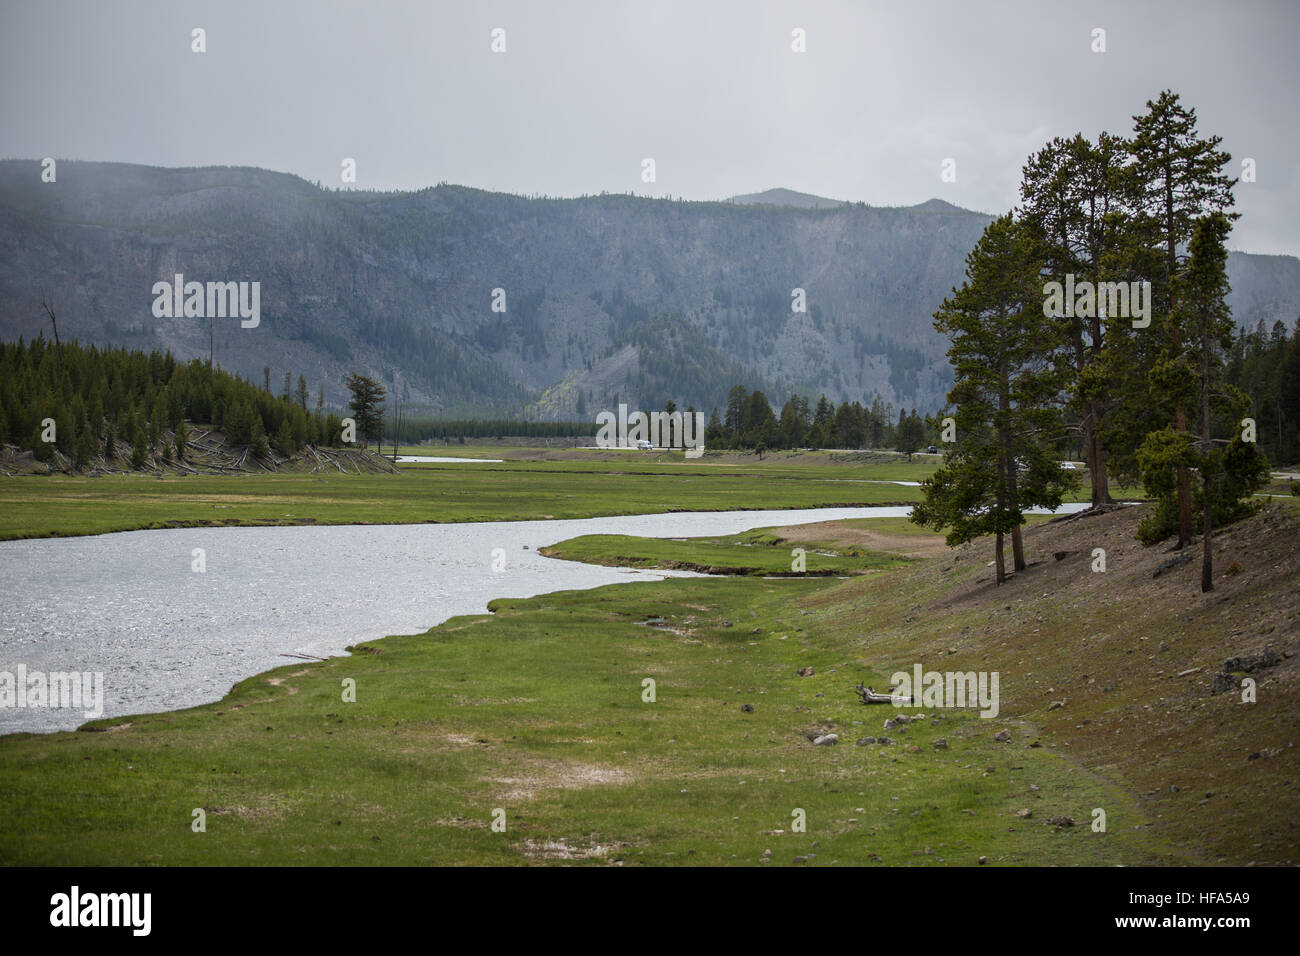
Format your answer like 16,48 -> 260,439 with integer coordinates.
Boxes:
856,682 -> 913,705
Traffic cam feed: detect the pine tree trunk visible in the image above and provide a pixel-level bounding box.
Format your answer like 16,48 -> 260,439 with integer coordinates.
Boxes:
1200,302 -> 1214,592
1172,308 -> 1194,546
1087,399 -> 1113,505
1084,417 -> 1099,506
996,365 -> 1017,580
1164,164 -> 1194,549
1175,420 -> 1194,549
1201,482 -> 1214,592
1073,331 -> 1105,508
1086,419 -> 1101,506
995,531 -> 1006,585
1086,307 -> 1112,505
1011,523 -> 1026,572
1095,425 -> 1113,504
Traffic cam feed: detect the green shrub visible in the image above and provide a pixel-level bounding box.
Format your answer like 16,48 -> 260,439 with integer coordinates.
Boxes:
1137,496 -> 1179,545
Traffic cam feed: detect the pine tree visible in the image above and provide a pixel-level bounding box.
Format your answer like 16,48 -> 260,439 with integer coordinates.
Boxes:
75,419 -> 95,469
174,419 -> 188,462
1020,131 -> 1133,506
130,425 -> 148,469
344,373 -> 386,451
704,408 -> 723,445
225,402 -> 251,445
895,411 -> 926,461
911,214 -> 1077,583
273,418 -> 296,457
743,391 -> 777,447
724,385 -> 749,442
251,419 -> 270,459
778,394 -> 810,448
1181,214 -> 1267,588
31,425 -> 53,463
812,395 -> 833,428
1127,90 -> 1238,549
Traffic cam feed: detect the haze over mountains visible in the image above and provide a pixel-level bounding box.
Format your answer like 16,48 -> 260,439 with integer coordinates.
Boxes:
2,161 -> 1298,419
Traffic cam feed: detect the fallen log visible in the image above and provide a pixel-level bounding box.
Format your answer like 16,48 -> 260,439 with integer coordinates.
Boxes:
856,682 -> 913,705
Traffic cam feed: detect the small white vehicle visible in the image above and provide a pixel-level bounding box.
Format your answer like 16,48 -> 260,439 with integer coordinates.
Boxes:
1060,461 -> 1077,470
635,439 -> 653,451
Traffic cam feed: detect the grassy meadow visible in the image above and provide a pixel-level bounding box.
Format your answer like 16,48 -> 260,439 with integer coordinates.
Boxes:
0,446 -> 1144,542
0,565 -> 1184,866
9,446 -> 1273,867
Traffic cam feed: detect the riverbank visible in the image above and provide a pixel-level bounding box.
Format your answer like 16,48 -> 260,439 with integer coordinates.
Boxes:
0,461 -> 925,541
0,448 -> 1151,542
0,550 -> 1180,866
0,507 -> 916,734
538,527 -> 915,576
8,502 -> 1293,865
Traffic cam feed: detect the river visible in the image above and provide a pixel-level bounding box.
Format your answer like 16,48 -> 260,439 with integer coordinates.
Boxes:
0,504 -> 1084,734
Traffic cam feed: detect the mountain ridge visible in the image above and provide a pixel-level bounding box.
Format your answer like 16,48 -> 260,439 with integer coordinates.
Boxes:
2,160 -> 1297,418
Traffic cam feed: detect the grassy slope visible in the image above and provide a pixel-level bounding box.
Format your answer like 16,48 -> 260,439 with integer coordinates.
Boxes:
821,503 -> 1300,865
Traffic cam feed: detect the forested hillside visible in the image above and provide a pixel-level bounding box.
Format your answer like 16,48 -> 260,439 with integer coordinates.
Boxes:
0,337 -> 367,474
4,161 -> 1296,421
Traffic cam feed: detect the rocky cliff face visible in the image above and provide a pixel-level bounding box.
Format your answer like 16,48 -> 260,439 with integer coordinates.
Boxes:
2,161 -> 1296,418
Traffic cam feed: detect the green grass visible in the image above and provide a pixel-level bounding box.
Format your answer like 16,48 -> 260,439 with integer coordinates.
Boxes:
395,447 -> 944,480
0,466 -> 922,541
0,573 -> 1181,866
540,529 -> 913,576
0,447 -> 1143,541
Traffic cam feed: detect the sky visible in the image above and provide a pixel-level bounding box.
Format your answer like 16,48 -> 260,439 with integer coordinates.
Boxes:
2,0 -> 1297,255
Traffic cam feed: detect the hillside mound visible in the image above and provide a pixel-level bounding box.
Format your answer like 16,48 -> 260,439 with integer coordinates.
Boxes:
833,502 -> 1299,864
0,427 -> 398,477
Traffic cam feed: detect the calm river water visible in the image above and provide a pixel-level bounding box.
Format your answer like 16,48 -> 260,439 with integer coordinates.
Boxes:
0,504 -> 1084,734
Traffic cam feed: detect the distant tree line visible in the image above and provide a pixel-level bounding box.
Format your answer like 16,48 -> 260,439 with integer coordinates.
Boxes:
385,416 -> 595,444
1227,317 -> 1300,466
702,385 -> 932,457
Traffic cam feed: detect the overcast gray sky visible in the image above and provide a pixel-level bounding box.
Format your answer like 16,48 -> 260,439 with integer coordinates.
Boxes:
2,0 -> 1296,254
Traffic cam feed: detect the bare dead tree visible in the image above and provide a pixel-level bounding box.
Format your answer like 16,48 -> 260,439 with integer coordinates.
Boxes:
40,292 -> 64,368
390,400 -> 404,461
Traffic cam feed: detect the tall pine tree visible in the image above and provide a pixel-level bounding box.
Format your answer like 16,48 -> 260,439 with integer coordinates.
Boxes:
1126,90 -> 1238,549
912,214 -> 1077,583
